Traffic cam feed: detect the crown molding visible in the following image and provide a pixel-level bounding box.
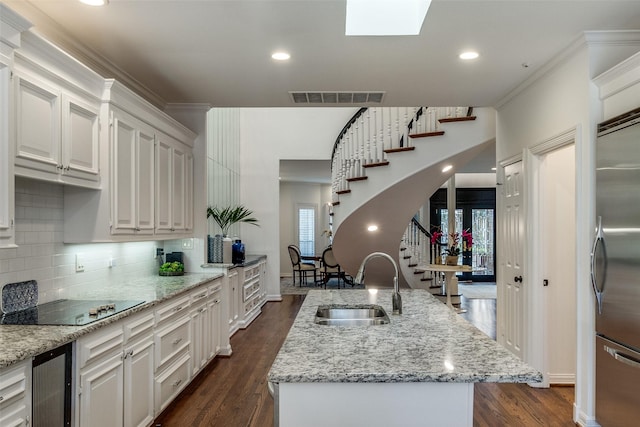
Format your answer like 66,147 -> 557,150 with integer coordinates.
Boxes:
7,0 -> 166,109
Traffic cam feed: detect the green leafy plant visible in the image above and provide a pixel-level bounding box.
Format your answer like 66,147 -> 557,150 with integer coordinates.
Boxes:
159,261 -> 184,273
206,205 -> 259,236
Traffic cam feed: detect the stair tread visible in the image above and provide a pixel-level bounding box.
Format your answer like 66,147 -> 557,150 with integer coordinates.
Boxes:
438,116 -> 476,123
346,176 -> 368,182
336,189 -> 351,195
409,131 -> 445,138
384,146 -> 416,154
362,161 -> 389,168
420,277 -> 433,281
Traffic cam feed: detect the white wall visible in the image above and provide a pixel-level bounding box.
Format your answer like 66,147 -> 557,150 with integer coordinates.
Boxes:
279,181 -> 332,275
496,35 -> 640,425
239,108 -> 358,299
0,177 -> 160,304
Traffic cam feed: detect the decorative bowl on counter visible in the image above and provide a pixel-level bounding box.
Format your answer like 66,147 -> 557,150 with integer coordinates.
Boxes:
159,271 -> 185,276
159,261 -> 185,276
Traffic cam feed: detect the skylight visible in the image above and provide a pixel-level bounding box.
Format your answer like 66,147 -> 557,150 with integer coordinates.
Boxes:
345,0 -> 432,36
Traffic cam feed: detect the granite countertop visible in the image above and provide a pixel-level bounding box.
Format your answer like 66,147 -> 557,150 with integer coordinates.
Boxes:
201,254 -> 266,269
268,289 -> 542,384
0,272 -> 224,369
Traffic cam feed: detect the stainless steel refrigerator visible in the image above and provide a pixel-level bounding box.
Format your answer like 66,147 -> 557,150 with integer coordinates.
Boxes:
593,107 -> 640,427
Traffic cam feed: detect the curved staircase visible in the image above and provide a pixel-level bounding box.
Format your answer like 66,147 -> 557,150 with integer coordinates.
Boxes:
330,106 -> 496,288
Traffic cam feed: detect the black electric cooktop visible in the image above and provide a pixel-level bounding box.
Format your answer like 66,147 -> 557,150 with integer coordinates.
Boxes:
0,299 -> 145,326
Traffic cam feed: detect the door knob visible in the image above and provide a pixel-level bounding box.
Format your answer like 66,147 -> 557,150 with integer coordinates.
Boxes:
514,276 -> 523,283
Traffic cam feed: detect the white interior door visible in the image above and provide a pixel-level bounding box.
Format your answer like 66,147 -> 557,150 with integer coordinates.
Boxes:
500,160 -> 525,359
541,144 -> 576,384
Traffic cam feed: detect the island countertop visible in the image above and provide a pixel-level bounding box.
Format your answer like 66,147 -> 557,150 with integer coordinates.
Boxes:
0,272 -> 223,369
268,289 -> 542,384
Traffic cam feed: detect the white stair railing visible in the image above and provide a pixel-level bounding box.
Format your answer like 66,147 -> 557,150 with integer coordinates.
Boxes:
330,106 -> 470,202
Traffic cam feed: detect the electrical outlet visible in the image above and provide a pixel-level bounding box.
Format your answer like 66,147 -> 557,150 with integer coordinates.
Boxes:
75,254 -> 85,272
155,248 -> 164,259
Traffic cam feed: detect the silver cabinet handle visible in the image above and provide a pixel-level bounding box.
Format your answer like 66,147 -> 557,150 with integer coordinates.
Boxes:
172,337 -> 183,345
172,379 -> 182,387
194,293 -> 206,300
173,306 -> 184,312
604,345 -> 640,369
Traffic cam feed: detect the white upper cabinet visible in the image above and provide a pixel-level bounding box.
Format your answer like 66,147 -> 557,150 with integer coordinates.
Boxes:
111,107 -> 154,236
64,79 -> 195,243
13,34 -> 102,189
155,131 -> 193,234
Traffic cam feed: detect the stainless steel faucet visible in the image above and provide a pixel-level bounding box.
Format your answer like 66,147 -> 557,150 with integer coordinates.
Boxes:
354,252 -> 402,315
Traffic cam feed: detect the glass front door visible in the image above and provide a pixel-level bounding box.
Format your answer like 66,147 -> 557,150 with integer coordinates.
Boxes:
431,188 -> 496,281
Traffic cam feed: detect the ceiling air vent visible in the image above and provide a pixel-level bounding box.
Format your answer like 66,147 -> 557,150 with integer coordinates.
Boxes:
289,91 -> 385,104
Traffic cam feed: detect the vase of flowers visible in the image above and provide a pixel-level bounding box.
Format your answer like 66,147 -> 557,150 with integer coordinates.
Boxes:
443,229 -> 473,266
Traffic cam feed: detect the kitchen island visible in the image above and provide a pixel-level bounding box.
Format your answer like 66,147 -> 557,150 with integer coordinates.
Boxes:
268,289 -> 541,427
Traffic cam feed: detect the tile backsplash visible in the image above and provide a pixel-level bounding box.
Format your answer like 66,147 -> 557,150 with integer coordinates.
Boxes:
0,177 -> 161,304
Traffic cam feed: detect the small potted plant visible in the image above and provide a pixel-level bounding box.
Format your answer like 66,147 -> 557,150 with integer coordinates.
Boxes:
207,205 -> 259,264
206,205 -> 259,237
443,229 -> 473,266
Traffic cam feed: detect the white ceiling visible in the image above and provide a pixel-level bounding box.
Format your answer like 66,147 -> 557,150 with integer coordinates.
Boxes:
7,0 -> 640,108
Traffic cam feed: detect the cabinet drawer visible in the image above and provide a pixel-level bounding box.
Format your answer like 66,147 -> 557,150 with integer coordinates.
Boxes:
123,310 -> 154,344
155,315 -> 190,371
78,323 -> 124,369
154,352 -> 190,414
243,278 -> 260,302
243,265 -> 260,281
208,281 -> 222,296
190,287 -> 208,305
155,294 -> 190,325
0,400 -> 29,427
0,361 -> 29,408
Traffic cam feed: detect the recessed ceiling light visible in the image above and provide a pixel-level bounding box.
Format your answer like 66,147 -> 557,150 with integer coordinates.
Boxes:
442,165 -> 453,173
459,51 -> 479,60
367,225 -> 379,232
271,52 -> 291,61
80,0 -> 108,5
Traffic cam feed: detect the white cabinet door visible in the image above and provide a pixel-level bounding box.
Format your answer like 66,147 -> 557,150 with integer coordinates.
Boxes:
228,270 -> 240,335
136,127 -> 155,235
123,339 -> 154,427
155,136 -> 172,232
155,131 -> 192,234
208,287 -> 222,359
0,65 -> 14,247
190,301 -> 209,376
78,352 -> 124,427
61,93 -> 100,183
171,144 -> 186,231
112,110 -> 137,234
185,152 -> 193,232
14,73 -> 60,173
112,108 -> 155,236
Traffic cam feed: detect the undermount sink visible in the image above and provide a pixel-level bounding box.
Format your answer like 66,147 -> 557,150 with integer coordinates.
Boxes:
314,304 -> 390,326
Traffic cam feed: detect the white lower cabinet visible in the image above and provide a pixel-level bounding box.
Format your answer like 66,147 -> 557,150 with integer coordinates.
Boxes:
208,284 -> 223,360
71,278 -> 226,426
77,312 -> 155,427
0,359 -> 31,427
78,351 -> 124,427
190,288 -> 210,376
227,269 -> 241,336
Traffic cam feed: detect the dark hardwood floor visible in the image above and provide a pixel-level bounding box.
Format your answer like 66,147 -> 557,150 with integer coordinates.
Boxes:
154,294 -> 576,427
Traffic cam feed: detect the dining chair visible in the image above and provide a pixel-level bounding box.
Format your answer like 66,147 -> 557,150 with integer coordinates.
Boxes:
287,245 -> 317,286
320,246 -> 346,289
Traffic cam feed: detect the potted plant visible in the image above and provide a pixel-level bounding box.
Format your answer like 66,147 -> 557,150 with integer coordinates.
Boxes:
207,205 -> 259,264
443,229 -> 473,266
206,205 -> 259,236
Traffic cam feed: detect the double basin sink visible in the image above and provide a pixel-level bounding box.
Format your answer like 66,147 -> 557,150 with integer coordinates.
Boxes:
314,304 -> 390,326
